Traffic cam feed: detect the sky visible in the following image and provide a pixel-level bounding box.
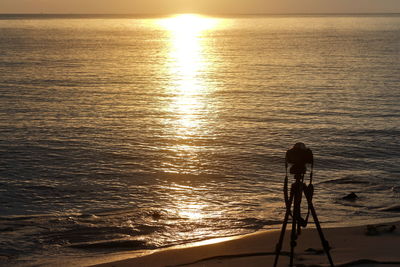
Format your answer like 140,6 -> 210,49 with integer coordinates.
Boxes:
1,0 -> 400,14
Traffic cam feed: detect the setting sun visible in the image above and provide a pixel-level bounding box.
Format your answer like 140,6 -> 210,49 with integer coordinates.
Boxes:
158,14 -> 218,34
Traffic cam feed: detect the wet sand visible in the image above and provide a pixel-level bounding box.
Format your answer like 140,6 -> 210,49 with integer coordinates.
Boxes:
89,221 -> 400,267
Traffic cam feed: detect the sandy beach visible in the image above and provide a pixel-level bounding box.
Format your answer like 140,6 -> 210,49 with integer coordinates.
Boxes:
90,221 -> 400,267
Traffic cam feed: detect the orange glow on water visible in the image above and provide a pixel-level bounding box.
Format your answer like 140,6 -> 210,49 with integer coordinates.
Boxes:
156,14 -> 220,173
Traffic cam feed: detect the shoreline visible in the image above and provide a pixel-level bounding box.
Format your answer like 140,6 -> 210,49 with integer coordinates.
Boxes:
88,220 -> 400,267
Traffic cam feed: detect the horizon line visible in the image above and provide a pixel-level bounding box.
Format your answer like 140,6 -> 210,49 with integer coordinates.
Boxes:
1,12 -> 400,16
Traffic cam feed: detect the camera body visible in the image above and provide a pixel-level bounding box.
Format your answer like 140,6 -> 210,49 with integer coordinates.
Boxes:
286,143 -> 313,175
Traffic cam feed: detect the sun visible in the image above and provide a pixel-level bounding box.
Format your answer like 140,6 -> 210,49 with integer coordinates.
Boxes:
158,14 -> 218,34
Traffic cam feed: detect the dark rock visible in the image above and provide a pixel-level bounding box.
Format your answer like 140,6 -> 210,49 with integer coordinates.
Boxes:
365,224 -> 397,236
150,211 -> 161,220
0,227 -> 14,232
305,247 -> 324,255
342,192 -> 358,200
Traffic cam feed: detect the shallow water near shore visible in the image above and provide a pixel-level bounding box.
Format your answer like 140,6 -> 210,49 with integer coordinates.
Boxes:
0,14 -> 399,266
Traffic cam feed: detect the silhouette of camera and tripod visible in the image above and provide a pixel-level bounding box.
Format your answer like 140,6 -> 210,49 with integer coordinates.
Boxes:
273,143 -> 334,267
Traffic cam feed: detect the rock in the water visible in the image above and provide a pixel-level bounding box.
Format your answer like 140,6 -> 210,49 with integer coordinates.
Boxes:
342,192 -> 358,200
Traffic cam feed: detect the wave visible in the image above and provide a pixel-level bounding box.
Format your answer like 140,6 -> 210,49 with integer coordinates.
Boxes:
379,205 -> 400,212
69,239 -> 154,250
319,176 -> 371,185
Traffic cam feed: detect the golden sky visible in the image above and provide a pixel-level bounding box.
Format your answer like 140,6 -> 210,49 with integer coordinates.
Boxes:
1,0 -> 399,14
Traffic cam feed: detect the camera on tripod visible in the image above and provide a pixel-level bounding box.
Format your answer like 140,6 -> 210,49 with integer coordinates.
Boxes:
274,142 -> 334,267
286,142 -> 313,176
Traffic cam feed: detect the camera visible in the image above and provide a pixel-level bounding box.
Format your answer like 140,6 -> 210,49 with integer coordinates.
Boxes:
286,142 -> 313,175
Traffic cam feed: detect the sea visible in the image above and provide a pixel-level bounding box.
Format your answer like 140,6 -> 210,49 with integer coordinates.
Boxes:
0,14 -> 399,266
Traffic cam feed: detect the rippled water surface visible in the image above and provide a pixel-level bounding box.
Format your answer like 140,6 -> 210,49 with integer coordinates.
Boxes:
0,14 -> 399,266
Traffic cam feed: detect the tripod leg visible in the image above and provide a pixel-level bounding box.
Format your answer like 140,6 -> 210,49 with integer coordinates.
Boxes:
289,180 -> 303,267
273,208 -> 290,267
274,176 -> 295,267
308,204 -> 334,266
289,216 -> 297,267
304,187 -> 334,267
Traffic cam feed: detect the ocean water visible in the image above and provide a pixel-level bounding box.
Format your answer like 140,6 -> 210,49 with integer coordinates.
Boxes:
0,14 -> 399,266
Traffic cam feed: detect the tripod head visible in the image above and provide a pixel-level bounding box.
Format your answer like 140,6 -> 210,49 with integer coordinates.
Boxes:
285,142 -> 313,181
283,142 -> 314,209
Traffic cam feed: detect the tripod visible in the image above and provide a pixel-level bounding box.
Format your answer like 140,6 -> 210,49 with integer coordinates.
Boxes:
273,172 -> 334,267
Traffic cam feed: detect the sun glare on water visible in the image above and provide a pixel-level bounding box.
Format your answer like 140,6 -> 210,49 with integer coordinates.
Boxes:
158,14 -> 218,98
156,14 -> 220,173
153,15 -> 221,226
